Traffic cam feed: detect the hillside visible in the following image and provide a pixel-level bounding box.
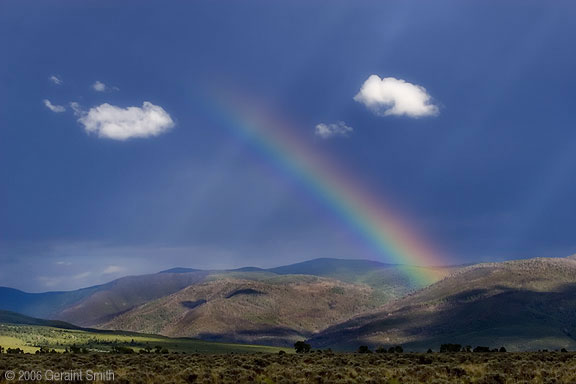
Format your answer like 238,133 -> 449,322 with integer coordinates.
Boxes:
98,274 -> 382,346
56,271 -> 209,326
0,258 -> 453,329
0,272 -> 209,326
309,256 -> 576,351
0,310 -> 82,330
0,322 -> 287,354
0,286 -> 100,319
269,258 -> 457,300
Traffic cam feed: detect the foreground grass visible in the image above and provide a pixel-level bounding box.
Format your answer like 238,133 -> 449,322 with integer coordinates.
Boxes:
0,324 -> 286,354
1,352 -> 576,383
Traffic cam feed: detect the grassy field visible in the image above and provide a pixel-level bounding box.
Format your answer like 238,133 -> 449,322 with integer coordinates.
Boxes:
0,324 -> 288,354
1,351 -> 576,383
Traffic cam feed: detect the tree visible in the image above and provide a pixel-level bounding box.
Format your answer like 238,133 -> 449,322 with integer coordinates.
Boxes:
357,345 -> 372,354
426,349 -> 433,354
36,346 -> 51,354
294,341 -> 311,354
561,348 -> 568,353
112,345 -> 135,354
375,346 -> 387,354
386,345 -> 403,353
473,346 -> 490,353
440,344 -> 462,353
499,347 -> 507,353
0,346 -> 4,353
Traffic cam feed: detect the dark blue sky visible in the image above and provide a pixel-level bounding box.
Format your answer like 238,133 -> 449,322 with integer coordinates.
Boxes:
1,1 -> 576,291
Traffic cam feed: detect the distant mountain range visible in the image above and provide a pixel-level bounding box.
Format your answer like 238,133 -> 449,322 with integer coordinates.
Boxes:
0,258 -> 454,346
2,256 -> 576,350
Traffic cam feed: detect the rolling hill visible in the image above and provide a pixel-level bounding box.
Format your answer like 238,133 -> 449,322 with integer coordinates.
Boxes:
0,312 -> 287,355
309,256 -> 576,351
0,258 -> 453,330
0,309 -> 83,330
0,272 -> 209,325
97,274 -> 382,346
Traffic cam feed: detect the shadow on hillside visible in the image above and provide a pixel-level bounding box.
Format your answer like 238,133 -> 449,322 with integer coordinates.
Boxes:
310,283 -> 576,350
198,325 -> 305,347
181,299 -> 207,309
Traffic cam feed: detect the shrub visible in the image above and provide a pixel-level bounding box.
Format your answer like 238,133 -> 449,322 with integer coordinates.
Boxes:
387,345 -> 403,353
357,345 -> 372,354
375,346 -> 387,353
112,345 -> 135,354
440,344 -> 462,353
294,341 -> 311,354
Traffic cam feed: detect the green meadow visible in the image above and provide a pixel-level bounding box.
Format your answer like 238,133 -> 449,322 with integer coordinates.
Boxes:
0,324 -> 288,354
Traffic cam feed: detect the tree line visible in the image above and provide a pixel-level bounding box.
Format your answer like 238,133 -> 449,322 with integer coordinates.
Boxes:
293,341 -> 571,354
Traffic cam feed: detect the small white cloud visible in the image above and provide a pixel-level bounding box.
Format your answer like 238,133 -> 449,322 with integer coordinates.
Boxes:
37,276 -> 63,288
43,99 -> 66,113
69,102 -> 82,115
77,102 -> 175,140
354,75 -> 438,118
49,75 -> 63,85
314,121 -> 353,139
73,271 -> 91,280
103,265 -> 124,274
92,80 -> 118,92
92,81 -> 107,92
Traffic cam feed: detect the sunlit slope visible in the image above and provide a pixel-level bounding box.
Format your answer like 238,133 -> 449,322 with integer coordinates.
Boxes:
0,272 -> 209,326
0,323 -> 287,354
0,259 -> 455,331
310,256 -> 576,351
97,274 -> 381,346
268,258 -> 457,300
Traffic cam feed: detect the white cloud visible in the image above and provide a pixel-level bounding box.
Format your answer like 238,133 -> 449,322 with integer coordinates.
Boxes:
43,99 -> 66,113
77,102 -> 175,140
69,102 -> 82,115
92,81 -> 107,92
92,80 -> 118,92
354,75 -> 438,118
49,75 -> 62,85
73,271 -> 91,280
314,121 -> 353,139
103,265 -> 124,274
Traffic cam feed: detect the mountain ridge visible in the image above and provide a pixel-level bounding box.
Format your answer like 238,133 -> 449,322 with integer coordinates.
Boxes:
309,256 -> 576,351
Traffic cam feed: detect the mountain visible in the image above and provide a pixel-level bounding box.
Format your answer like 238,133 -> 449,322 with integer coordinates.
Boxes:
0,271 -> 209,326
97,274 -> 382,346
0,309 -> 82,330
0,258 -> 452,325
309,256 -> 576,351
0,258 -> 456,345
269,258 -> 457,301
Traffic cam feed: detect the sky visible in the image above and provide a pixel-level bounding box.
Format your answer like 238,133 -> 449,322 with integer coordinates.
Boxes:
2,1 -> 576,291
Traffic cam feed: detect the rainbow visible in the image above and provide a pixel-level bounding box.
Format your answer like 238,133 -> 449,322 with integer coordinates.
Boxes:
203,93 -> 448,285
